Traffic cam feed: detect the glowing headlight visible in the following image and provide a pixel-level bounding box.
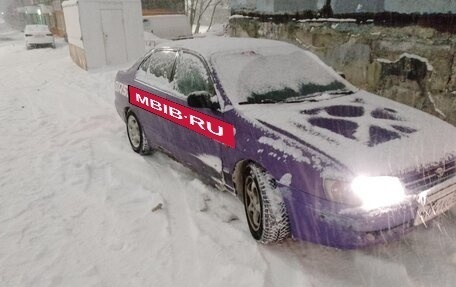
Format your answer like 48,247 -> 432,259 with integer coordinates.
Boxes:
324,176 -> 406,209
351,176 -> 405,209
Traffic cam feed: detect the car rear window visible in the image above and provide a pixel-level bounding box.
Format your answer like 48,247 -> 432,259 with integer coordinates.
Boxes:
25,25 -> 50,33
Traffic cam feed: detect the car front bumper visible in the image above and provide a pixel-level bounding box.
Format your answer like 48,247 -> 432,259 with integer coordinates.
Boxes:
284,181 -> 456,249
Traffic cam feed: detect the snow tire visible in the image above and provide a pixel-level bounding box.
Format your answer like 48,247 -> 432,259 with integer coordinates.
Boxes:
126,111 -> 151,155
243,163 -> 290,244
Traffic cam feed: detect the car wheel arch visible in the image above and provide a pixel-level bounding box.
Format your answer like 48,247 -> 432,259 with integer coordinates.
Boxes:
232,159 -> 249,202
233,159 -> 271,203
124,107 -> 130,120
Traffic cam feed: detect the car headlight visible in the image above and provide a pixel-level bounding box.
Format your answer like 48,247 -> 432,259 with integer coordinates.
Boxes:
324,179 -> 362,206
324,176 -> 406,210
351,176 -> 405,209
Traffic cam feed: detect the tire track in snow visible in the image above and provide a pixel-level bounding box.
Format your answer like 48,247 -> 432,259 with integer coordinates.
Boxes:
146,158 -> 202,286
145,154 -> 272,286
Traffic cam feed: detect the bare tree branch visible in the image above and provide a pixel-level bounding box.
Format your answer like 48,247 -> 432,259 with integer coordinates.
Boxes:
207,0 -> 223,31
188,0 -> 226,34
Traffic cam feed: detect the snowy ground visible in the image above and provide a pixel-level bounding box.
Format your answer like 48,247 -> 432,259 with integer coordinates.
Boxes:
1,23 -> 456,287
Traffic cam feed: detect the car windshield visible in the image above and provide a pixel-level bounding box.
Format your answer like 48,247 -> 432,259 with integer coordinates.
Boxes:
212,48 -> 354,105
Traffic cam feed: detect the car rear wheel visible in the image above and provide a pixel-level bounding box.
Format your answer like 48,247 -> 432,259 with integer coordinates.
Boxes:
126,111 -> 151,155
243,163 -> 290,244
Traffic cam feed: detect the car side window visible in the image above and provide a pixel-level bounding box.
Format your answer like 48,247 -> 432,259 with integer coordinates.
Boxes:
172,52 -> 214,97
136,50 -> 176,88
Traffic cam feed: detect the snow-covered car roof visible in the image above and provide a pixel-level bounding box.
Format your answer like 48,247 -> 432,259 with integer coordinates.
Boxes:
157,37 -> 297,58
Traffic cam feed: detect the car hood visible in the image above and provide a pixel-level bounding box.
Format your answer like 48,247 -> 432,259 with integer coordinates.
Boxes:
237,90 -> 456,176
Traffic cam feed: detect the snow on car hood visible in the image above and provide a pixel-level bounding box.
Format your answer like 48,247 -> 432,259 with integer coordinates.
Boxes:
237,90 -> 456,176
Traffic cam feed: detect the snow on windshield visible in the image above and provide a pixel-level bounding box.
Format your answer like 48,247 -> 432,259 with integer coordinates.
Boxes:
212,48 -> 348,104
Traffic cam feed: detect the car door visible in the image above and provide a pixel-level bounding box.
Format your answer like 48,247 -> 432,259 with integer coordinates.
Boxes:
161,51 -> 226,184
132,48 -> 178,148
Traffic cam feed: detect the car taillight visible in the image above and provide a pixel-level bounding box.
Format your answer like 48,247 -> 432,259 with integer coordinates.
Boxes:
25,34 -> 32,37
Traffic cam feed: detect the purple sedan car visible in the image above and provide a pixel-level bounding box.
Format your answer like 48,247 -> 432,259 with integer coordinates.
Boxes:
114,37 -> 456,249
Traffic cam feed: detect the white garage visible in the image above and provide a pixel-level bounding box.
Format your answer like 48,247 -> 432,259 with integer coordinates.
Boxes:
62,0 -> 144,70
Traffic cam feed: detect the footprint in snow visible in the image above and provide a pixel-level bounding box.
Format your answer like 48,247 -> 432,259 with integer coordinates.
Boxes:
213,204 -> 239,223
107,237 -> 125,251
451,253 -> 456,265
198,193 -> 211,212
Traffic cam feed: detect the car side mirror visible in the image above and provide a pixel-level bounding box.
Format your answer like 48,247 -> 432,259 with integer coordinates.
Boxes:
187,91 -> 220,110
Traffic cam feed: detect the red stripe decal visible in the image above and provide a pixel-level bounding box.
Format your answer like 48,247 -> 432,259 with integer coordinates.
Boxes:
129,86 -> 235,148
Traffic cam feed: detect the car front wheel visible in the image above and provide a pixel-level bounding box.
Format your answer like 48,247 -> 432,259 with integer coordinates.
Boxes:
243,163 -> 290,244
126,111 -> 151,155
